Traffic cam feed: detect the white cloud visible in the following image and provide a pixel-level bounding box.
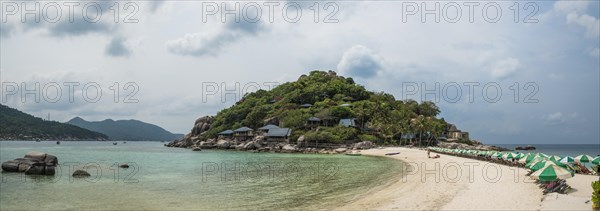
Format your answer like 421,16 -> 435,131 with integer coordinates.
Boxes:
543,112 -> 579,125
491,57 -> 520,80
553,1 -> 590,14
566,13 -> 600,38
337,45 -> 384,78
553,0 -> 599,39
166,20 -> 265,57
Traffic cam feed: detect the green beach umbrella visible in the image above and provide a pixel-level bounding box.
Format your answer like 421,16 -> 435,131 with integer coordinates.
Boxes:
575,154 -> 593,163
559,156 -> 575,164
502,152 -> 517,160
548,155 -> 561,162
530,160 -> 568,171
592,156 -> 600,165
537,153 -> 549,158
526,158 -> 546,169
530,164 -> 575,182
515,153 -> 525,159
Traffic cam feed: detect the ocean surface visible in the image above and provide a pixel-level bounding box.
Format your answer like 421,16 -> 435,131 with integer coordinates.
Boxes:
0,141 -> 403,210
495,144 -> 600,157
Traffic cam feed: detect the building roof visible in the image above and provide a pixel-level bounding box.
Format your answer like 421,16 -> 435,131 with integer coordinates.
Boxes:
258,124 -> 279,130
308,117 -> 321,121
266,128 -> 292,137
234,127 -> 253,132
218,130 -> 234,135
339,118 -> 356,127
447,124 -> 460,132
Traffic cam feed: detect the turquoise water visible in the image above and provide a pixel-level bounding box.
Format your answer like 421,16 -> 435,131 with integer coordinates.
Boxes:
0,141 -> 403,210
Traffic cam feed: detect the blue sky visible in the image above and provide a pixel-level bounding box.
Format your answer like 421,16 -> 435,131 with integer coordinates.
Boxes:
1,1 -> 598,144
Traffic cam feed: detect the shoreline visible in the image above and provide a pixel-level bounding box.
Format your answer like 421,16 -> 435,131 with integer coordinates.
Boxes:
340,147 -> 597,210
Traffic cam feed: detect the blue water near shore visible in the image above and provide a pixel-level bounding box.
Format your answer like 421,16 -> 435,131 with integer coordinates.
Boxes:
0,141 -> 403,210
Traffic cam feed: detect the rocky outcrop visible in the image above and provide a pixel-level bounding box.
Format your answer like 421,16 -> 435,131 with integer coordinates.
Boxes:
1,151 -> 58,175
166,116 -> 214,148
515,145 -> 536,150
334,148 -> 347,153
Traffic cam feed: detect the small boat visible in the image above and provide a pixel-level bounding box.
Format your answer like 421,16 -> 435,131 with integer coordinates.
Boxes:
385,152 -> 401,156
113,142 -> 118,145
56,141 -> 60,145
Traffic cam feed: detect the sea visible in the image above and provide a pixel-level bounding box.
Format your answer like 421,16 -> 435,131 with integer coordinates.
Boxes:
0,141 -> 403,210
495,144 -> 600,157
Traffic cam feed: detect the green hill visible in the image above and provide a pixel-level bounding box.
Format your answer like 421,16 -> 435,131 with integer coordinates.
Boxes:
0,104 -> 108,140
67,117 -> 183,141
202,70 -> 447,145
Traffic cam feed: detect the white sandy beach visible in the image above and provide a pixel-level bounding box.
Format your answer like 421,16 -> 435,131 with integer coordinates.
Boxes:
339,147 -> 598,210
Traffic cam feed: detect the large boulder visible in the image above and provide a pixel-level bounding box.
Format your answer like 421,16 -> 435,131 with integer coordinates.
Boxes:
353,141 -> 374,149
282,144 -> 297,152
24,151 -> 47,161
334,148 -> 347,153
2,152 -> 58,175
24,163 -> 46,175
1,160 -> 20,172
244,141 -> 262,150
216,140 -> 231,149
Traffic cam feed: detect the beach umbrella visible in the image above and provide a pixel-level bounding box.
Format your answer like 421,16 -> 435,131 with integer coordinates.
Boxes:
537,153 -> 549,158
502,152 -> 517,160
530,164 -> 575,182
548,155 -> 561,162
530,160 -> 568,171
526,158 -> 546,169
559,156 -> 575,164
575,154 -> 593,163
592,156 -> 600,165
515,153 -> 525,159
518,154 -> 535,164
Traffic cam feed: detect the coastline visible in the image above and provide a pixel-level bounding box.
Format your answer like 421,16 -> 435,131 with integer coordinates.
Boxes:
340,147 -> 597,210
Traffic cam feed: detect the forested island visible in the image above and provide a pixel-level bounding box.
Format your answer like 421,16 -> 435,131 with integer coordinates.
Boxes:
167,71 -> 493,151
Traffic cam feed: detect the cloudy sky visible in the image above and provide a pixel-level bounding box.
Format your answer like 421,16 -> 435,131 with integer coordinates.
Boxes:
1,0 -> 598,144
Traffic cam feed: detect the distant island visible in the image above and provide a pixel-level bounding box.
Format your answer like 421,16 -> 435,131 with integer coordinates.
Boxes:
167,70 -> 504,152
0,104 -> 108,141
67,117 -> 183,141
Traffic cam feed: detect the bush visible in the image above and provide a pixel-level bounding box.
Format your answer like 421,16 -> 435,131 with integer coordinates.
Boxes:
358,134 -> 378,142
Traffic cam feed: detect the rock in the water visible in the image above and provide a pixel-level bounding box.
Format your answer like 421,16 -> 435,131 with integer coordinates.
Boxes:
24,151 -> 47,161
2,152 -> 58,175
44,155 -> 58,166
24,163 -> 46,175
1,160 -> 20,172
192,147 -> 202,151
334,148 -> 347,153
119,164 -> 130,168
72,170 -> 91,177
